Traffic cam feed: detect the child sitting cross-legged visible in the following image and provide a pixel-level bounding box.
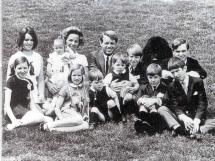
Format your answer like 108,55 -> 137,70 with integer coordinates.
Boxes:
89,68 -> 121,128
134,63 -> 168,135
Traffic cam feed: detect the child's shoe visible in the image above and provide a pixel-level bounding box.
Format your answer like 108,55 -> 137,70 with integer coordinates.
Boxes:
39,123 -> 49,132
134,120 -> 155,135
5,122 -> 21,131
172,126 -> 189,137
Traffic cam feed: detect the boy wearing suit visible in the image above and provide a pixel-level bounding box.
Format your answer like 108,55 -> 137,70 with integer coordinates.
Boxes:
167,57 -> 215,136
134,63 -> 168,135
127,43 -> 148,85
88,30 -> 118,76
172,38 -> 207,79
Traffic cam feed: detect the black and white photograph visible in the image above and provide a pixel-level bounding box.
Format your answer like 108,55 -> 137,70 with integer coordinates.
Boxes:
1,0 -> 215,160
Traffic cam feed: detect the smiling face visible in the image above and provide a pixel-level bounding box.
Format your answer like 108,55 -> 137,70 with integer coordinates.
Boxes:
23,33 -> 34,51
147,75 -> 161,87
112,59 -> 126,74
71,69 -> 83,85
15,62 -> 29,79
128,53 -> 141,68
173,43 -> 188,62
66,33 -> 80,51
100,35 -> 117,56
170,67 -> 187,82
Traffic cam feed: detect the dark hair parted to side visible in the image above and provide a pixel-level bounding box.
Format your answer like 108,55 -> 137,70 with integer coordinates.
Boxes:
142,36 -> 172,66
61,26 -> 84,46
172,38 -> 189,51
112,52 -> 128,66
10,56 -> 31,76
168,57 -> 185,71
67,64 -> 85,83
146,63 -> 162,76
89,68 -> 104,82
17,27 -> 38,50
99,30 -> 118,43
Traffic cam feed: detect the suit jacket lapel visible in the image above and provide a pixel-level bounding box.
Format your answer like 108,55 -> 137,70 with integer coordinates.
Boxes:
97,50 -> 105,74
187,76 -> 194,101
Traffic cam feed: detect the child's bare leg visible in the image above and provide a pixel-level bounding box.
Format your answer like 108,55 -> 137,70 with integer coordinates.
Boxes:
51,121 -> 89,132
90,107 -> 105,122
123,93 -> 133,105
45,96 -> 57,115
46,114 -> 83,129
20,110 -> 53,126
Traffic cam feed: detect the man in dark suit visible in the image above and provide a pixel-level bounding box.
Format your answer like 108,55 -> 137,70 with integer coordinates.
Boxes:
172,38 -> 207,79
88,30 -> 118,76
167,57 -> 215,136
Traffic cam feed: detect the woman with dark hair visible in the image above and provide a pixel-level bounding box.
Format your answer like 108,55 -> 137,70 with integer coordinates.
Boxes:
6,26 -> 45,104
141,36 -> 173,81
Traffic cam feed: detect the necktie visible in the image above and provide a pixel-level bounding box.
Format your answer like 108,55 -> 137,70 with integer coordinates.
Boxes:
181,81 -> 187,94
106,56 -> 109,74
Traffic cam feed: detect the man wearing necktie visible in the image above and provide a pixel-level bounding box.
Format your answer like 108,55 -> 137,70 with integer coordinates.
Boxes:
88,30 -> 118,76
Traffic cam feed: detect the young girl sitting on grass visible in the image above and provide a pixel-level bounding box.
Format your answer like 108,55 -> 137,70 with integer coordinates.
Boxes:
40,64 -> 89,132
4,57 -> 53,131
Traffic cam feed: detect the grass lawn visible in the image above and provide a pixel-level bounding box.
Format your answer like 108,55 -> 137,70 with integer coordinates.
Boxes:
2,0 -> 215,160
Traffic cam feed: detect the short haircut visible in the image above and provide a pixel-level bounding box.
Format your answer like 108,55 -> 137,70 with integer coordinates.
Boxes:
172,38 -> 189,51
168,57 -> 185,71
61,26 -> 84,46
17,27 -> 38,50
112,52 -> 128,66
146,63 -> 162,76
10,56 -> 31,76
127,43 -> 142,56
99,30 -> 118,43
67,64 -> 85,83
89,68 -> 104,82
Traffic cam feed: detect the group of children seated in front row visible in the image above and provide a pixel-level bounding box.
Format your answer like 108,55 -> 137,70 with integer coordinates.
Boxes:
4,35 -> 215,139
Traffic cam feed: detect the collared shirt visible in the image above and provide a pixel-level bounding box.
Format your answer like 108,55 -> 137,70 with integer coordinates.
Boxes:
180,74 -> 189,94
150,83 -> 160,91
103,53 -> 112,73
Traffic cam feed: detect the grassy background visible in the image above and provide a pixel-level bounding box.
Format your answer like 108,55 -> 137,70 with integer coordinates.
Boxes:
2,0 -> 215,160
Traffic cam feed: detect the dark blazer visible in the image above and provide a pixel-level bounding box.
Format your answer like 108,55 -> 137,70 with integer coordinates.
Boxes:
186,57 -> 207,79
88,50 -> 112,76
130,62 -> 148,85
168,76 -> 208,120
136,82 -> 169,107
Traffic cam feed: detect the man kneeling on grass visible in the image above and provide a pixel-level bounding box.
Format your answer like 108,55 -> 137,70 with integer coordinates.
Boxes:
134,63 -> 168,135
166,57 -> 215,138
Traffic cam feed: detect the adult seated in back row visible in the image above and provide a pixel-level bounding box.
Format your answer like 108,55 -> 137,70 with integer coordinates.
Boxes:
88,30 -> 118,76
88,30 -> 126,91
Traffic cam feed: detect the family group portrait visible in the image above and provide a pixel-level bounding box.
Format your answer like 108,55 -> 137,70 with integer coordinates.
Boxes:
2,0 -> 215,160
